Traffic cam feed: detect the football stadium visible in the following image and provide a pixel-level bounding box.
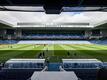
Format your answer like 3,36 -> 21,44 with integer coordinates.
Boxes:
0,0 -> 107,80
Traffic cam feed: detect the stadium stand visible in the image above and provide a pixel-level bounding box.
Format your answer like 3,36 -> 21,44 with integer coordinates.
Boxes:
0,59 -> 46,80
62,59 -> 103,80
20,34 -> 85,40
0,40 -> 18,44
0,1 -> 107,80
97,68 -> 107,80
90,40 -> 107,45
20,30 -> 86,40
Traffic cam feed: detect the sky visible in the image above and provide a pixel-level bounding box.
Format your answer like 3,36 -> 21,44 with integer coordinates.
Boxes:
0,11 -> 107,27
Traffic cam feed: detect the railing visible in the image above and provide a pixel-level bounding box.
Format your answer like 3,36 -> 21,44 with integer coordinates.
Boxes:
59,66 -> 66,71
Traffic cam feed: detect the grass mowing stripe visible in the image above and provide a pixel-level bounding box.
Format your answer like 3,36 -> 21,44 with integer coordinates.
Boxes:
14,45 -> 46,58
18,45 -> 38,50
61,44 -> 93,59
60,44 -> 76,50
0,45 -> 45,62
38,44 -> 55,58
54,44 -> 67,56
83,44 -> 107,50
0,44 -> 28,50
69,45 -> 99,58
0,45 -> 33,56
0,44 -> 31,50
0,44 -> 36,61
48,44 -> 64,62
69,45 -> 107,61
94,44 -> 107,48
73,44 -> 107,54
46,44 -> 54,57
34,45 -> 49,58
0,45 -> 10,49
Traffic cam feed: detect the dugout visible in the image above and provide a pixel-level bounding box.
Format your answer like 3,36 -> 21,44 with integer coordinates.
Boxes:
0,59 -> 46,80
62,59 -> 103,80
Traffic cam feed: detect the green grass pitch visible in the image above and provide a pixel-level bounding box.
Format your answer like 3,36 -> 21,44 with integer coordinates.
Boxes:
0,44 -> 107,62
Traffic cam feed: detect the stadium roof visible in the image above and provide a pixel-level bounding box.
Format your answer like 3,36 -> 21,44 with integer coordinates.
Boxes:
6,59 -> 45,63
62,59 -> 102,63
0,11 -> 107,28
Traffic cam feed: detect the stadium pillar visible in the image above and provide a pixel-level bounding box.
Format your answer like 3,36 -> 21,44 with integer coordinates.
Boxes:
0,29 -> 6,35
100,30 -> 107,38
16,29 -> 22,38
85,30 -> 92,38
4,29 -> 7,35
0,29 -> 6,39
